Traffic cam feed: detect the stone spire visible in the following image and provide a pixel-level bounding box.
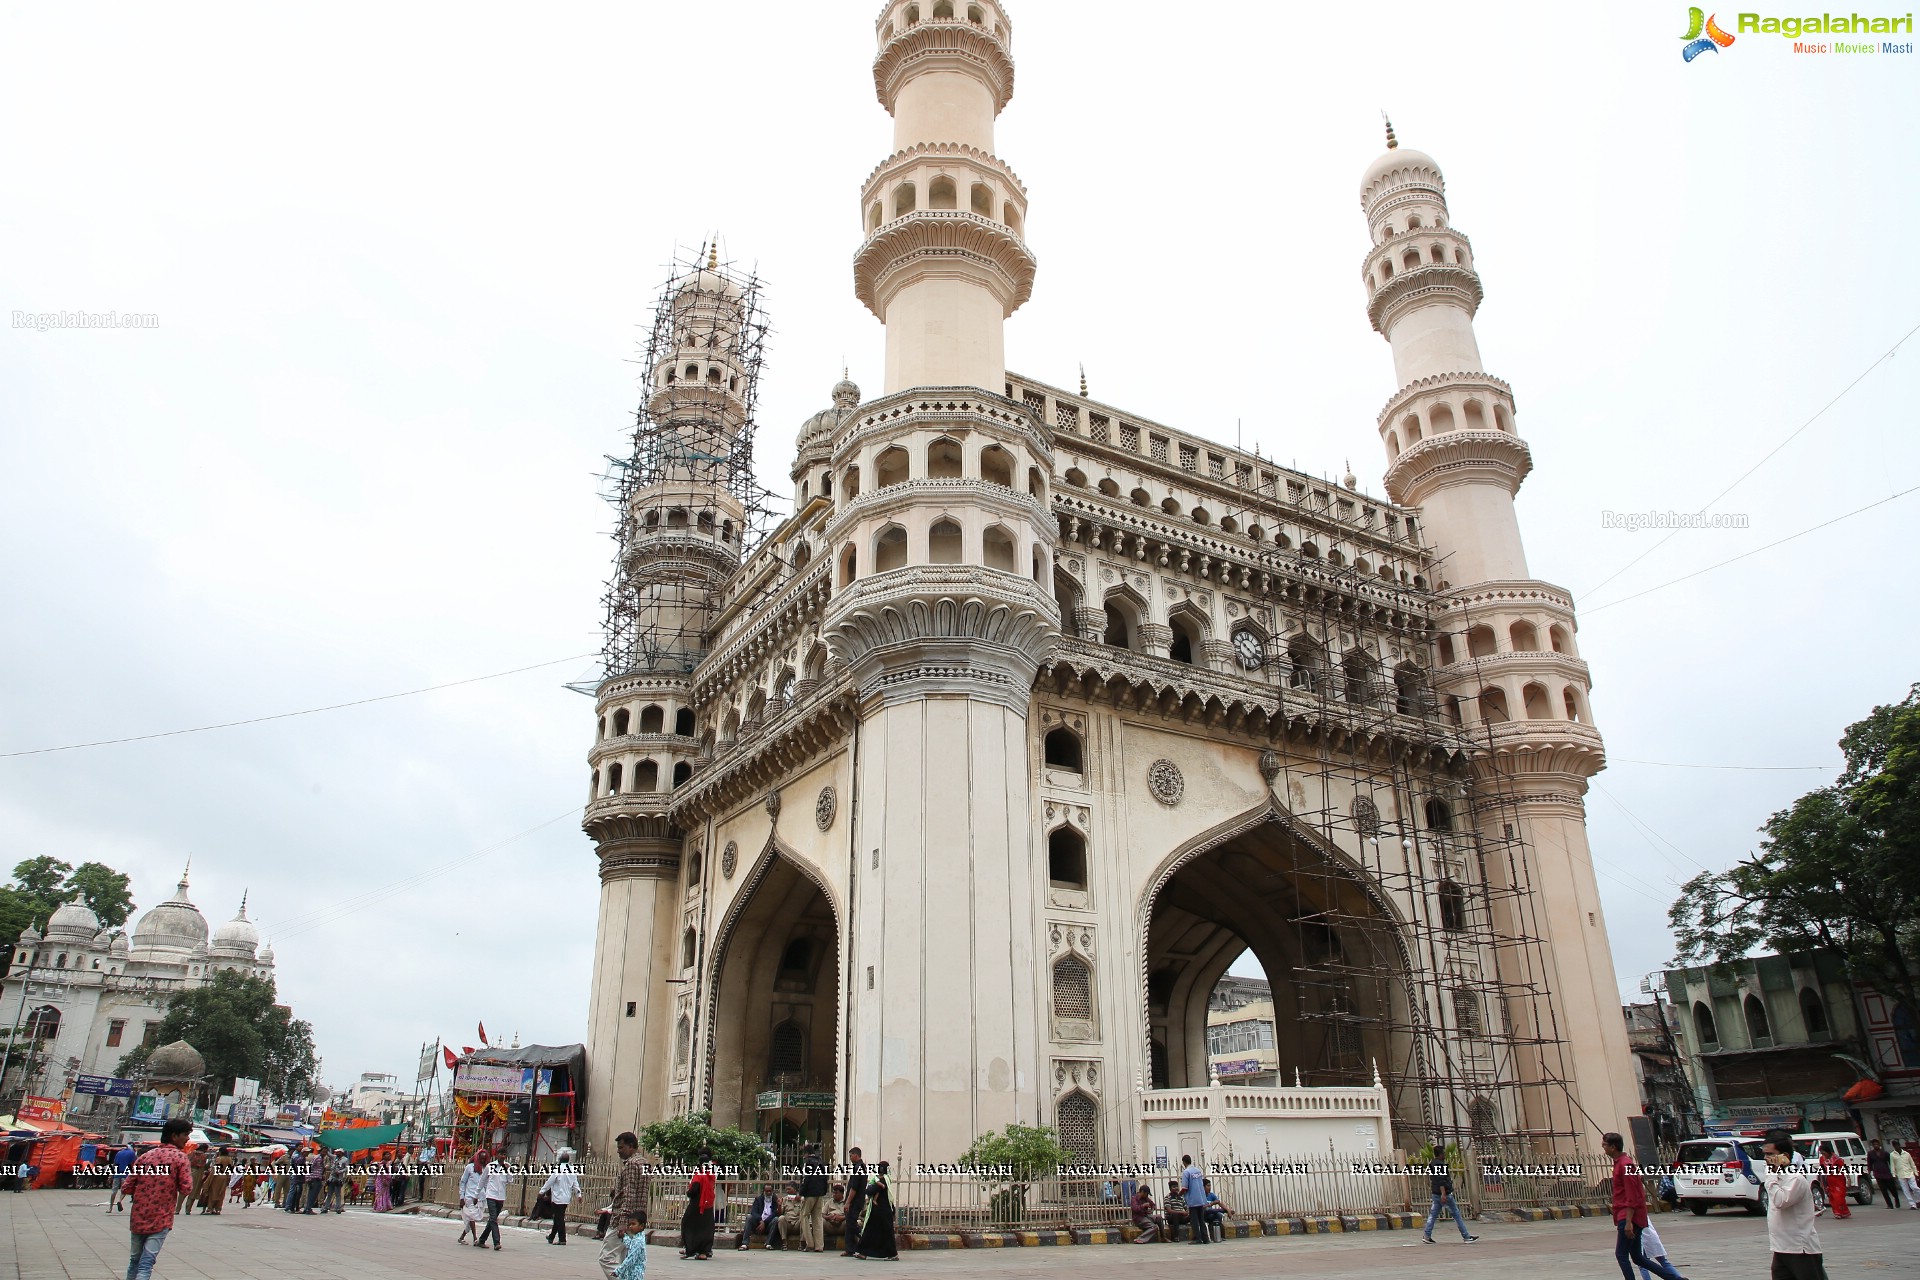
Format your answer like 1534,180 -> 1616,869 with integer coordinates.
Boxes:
854,2 -> 1036,393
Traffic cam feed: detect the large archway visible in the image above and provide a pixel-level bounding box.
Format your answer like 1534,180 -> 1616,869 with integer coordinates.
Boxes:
1144,814 -> 1417,1122
706,848 -> 840,1155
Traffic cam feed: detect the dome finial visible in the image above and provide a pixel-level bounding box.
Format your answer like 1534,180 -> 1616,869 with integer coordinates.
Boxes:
1079,362 -> 1088,397
1382,111 -> 1398,150
238,889 -> 248,919
708,237 -> 719,270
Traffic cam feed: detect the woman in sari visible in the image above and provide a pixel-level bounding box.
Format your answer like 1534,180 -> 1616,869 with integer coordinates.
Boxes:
373,1156 -> 392,1212
679,1150 -> 717,1260
195,1149 -> 228,1214
854,1180 -> 898,1260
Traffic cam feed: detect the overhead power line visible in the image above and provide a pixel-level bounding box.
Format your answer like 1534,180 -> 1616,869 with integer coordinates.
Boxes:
0,653 -> 600,759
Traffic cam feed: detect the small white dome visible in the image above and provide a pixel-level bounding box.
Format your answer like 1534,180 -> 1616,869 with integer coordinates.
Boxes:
108,931 -> 130,956
209,895 -> 260,958
44,899 -> 101,942
1360,145 -> 1442,202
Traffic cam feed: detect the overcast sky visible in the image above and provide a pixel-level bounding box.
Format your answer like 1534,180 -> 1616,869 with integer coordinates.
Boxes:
2,2 -> 1915,1094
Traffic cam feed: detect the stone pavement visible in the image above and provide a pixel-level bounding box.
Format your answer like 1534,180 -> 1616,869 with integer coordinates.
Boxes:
5,1188 -> 1920,1279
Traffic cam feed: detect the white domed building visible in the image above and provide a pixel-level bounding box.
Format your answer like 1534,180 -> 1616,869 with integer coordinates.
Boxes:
0,868 -> 273,1116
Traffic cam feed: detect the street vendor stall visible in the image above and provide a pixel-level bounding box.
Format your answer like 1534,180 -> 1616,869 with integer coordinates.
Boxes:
449,1043 -> 582,1164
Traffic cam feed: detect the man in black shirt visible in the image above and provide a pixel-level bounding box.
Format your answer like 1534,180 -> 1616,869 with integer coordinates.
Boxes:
1423,1162 -> 1479,1243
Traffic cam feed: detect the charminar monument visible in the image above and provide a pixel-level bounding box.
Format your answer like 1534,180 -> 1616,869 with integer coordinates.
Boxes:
581,2 -> 1638,1167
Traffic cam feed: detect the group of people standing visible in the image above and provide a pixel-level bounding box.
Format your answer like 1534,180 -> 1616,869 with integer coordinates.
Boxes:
1126,1154 -> 1229,1244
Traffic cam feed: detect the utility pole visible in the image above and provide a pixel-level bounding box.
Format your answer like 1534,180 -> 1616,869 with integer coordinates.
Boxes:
1643,973 -> 1703,1137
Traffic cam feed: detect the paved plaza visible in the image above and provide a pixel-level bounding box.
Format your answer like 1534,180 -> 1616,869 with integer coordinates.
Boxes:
5,1190 -> 1920,1279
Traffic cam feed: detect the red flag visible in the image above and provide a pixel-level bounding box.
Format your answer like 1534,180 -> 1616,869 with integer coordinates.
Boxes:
462,1046 -> 475,1056
478,1022 -> 489,1045
443,1046 -> 458,1070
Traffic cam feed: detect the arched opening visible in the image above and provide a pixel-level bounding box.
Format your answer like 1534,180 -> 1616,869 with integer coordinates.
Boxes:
867,201 -> 882,233
893,182 -> 917,218
1287,635 -> 1324,692
1437,635 -> 1456,665
606,762 -> 624,794
1167,611 -> 1202,665
636,759 -> 660,792
791,542 -> 811,571
1493,403 -> 1512,432
682,927 -> 697,970
927,436 -> 964,479
707,853 -> 840,1148
979,444 -> 1014,487
1402,249 -> 1421,272
1028,467 -> 1044,498
1097,477 -> 1121,498
1044,726 -> 1083,772
1052,952 -> 1094,1029
971,182 -> 993,217
1452,987 -> 1483,1038
1509,620 -> 1539,651
928,518 -> 963,564
932,0 -> 954,17
1052,566 -> 1082,620
672,761 -> 692,788
1146,817 -> 1413,1120
1562,688 -> 1582,722
1056,1091 -> 1098,1163
1343,650 -> 1379,705
687,848 -> 703,887
874,525 -> 908,572
639,705 -> 665,734
668,507 -> 689,528
1395,663 -> 1431,716
1467,625 -> 1497,658
612,708 -> 631,736
1522,682 -> 1553,720
929,174 -> 958,210
1429,403 -> 1456,433
1424,798 -> 1454,831
1800,987 -> 1829,1037
1744,993 -> 1772,1044
1048,827 -> 1088,889
1463,400 -> 1487,431
840,544 -> 858,588
1694,1000 -> 1719,1048
1103,592 -> 1143,651
982,524 -> 1016,572
1003,203 -> 1021,235
1548,624 -> 1571,654
843,465 -> 862,500
875,446 -> 909,488
675,708 -> 696,736
1402,413 -> 1422,444
1437,880 -> 1466,931
1477,687 -> 1510,722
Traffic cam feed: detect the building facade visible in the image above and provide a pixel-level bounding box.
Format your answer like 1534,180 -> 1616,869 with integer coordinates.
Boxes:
1,871 -> 272,1115
582,5 -> 1638,1165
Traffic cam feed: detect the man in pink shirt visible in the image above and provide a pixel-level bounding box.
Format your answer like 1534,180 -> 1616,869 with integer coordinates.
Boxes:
126,1118 -> 195,1280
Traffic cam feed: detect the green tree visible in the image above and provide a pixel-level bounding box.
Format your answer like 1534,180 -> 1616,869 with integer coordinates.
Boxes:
1669,684 -> 1920,1021
636,1110 -> 772,1171
957,1122 -> 1077,1225
114,970 -> 321,1105
63,862 -> 135,928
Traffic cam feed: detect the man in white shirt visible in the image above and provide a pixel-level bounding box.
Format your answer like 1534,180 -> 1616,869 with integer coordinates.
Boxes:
476,1155 -> 511,1251
1760,1129 -> 1827,1280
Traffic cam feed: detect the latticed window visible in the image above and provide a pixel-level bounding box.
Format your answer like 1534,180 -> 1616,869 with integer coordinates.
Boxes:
1234,463 -> 1252,487
1179,444 -> 1198,472
1052,955 -> 1093,1021
1207,453 -> 1225,478
1055,403 -> 1080,432
1118,423 -> 1139,452
1453,988 -> 1483,1037
1149,434 -> 1169,462
770,1020 -> 805,1078
674,1015 -> 691,1077
1056,1091 -> 1098,1162
1469,1096 -> 1499,1138
1023,391 -> 1047,419
1088,413 -> 1111,443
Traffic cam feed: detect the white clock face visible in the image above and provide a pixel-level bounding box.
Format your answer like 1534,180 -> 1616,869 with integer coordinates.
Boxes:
1233,629 -> 1264,670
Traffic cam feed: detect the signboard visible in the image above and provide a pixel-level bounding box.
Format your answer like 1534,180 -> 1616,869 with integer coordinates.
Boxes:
18,1095 -> 64,1122
754,1090 -> 835,1111
417,1042 -> 441,1084
131,1094 -> 168,1122
1717,1103 -> 1801,1132
455,1063 -> 553,1096
74,1074 -> 136,1098
1214,1057 -> 1265,1078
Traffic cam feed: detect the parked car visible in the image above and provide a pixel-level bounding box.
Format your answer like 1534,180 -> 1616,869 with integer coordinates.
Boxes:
1794,1131 -> 1874,1206
1673,1137 -> 1767,1215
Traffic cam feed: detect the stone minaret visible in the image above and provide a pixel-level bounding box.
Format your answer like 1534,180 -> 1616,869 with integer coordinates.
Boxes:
824,0 -> 1057,1162
1359,126 -> 1640,1141
853,0 -> 1036,393
583,254 -> 754,1149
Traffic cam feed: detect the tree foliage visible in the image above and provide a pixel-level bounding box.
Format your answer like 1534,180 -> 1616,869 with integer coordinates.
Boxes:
1669,684 -> 1920,1020
0,857 -> 137,967
114,970 -> 322,1104
636,1110 -> 772,1170
958,1121 -> 1076,1178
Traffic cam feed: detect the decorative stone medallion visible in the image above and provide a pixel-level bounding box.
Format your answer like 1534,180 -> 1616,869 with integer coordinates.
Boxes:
1147,759 -> 1184,807
721,841 -> 738,880
766,789 -> 782,820
1352,794 -> 1381,836
815,786 -> 837,831
1259,750 -> 1282,782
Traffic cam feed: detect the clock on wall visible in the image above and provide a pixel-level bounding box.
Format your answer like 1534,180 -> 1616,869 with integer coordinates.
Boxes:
1232,628 -> 1265,670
